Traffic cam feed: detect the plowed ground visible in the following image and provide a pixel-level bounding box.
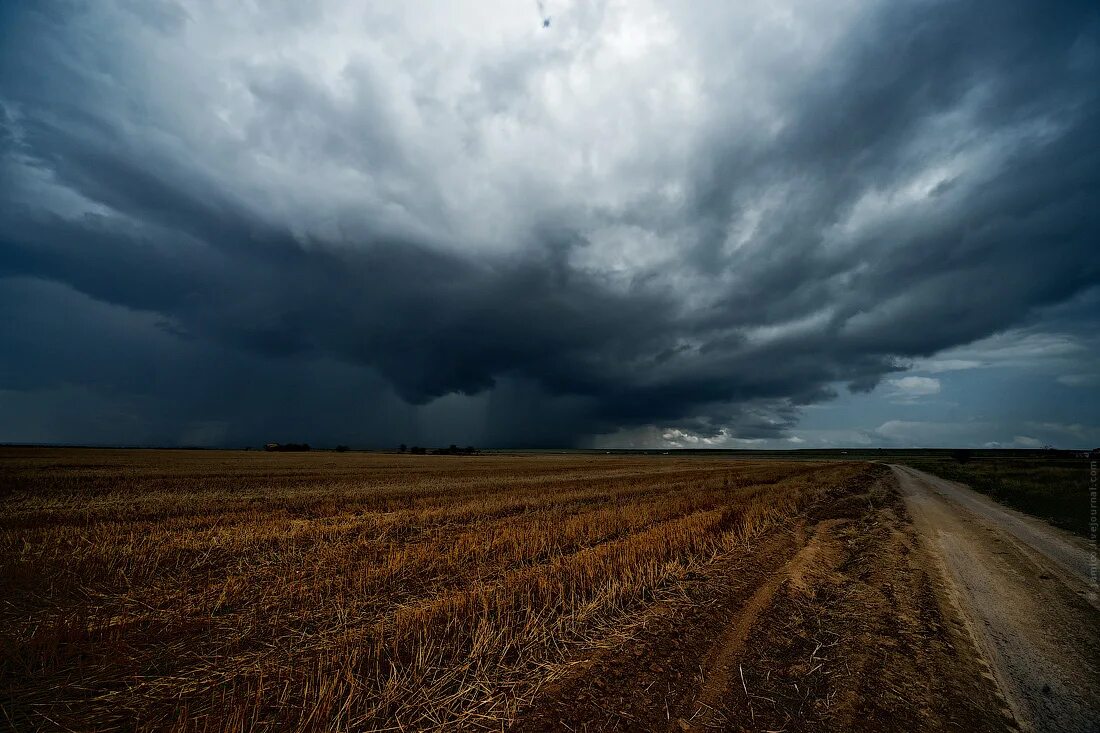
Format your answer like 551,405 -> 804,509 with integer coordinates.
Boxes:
515,470 -> 1012,732
1,449 -> 1017,732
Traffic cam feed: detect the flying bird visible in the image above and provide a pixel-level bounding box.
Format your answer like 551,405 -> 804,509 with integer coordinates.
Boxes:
536,0 -> 551,28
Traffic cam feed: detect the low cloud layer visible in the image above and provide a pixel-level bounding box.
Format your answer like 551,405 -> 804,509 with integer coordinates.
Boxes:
1,0 -> 1098,447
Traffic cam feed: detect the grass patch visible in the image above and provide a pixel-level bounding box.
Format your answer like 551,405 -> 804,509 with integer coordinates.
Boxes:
900,457 -> 1092,537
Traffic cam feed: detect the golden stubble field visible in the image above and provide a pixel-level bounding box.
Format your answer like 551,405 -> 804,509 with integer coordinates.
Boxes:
1,448 -> 884,731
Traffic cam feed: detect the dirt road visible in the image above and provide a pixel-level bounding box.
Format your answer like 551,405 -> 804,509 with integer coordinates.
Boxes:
892,464 -> 1100,733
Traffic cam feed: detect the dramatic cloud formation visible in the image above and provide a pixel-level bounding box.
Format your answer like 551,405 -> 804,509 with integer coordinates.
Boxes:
886,377 -> 941,403
1,0 -> 1098,447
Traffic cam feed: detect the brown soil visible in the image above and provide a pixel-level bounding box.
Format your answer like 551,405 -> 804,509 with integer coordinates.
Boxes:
512,470 -> 1015,732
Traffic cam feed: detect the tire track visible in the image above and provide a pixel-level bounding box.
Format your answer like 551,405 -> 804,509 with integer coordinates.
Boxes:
678,519 -> 844,732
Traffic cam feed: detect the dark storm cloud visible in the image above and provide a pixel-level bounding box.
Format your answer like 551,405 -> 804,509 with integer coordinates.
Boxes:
0,0 -> 1098,446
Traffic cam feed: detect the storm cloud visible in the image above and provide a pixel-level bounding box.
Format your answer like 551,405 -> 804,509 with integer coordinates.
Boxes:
1,0 -> 1098,447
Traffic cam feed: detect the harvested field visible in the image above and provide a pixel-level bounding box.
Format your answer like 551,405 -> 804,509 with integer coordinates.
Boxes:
0,448 -> 1055,731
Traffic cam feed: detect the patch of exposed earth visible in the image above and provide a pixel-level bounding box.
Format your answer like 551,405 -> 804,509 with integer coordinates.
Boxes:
513,466 -> 1028,732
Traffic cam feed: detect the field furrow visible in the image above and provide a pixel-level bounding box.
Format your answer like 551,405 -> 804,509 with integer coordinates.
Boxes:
0,449 -> 893,731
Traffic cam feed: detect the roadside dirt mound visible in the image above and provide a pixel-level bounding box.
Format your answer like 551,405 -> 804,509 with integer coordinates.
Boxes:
512,471 -> 1013,732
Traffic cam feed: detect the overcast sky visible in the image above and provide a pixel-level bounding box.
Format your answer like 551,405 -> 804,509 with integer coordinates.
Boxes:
1,0 -> 1098,449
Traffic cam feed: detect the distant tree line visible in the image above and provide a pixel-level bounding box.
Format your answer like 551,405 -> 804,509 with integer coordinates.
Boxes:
264,443 -> 311,452
259,442 -> 482,455
398,444 -> 477,456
